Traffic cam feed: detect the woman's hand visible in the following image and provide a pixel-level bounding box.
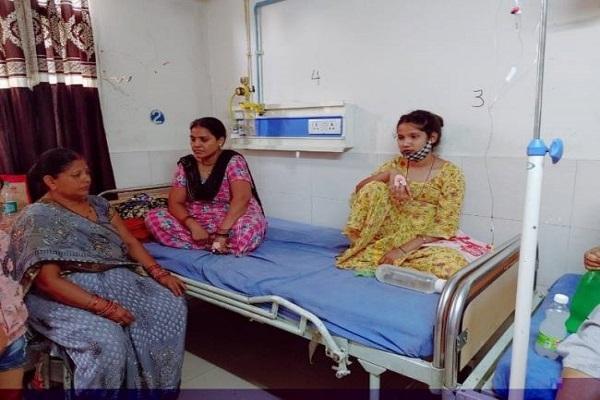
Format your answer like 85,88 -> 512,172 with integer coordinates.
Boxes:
584,246 -> 600,270
145,264 -> 186,296
156,274 -> 186,296
187,220 -> 210,242
89,296 -> 135,326
388,171 -> 411,204
379,248 -> 408,265
211,235 -> 229,254
107,303 -> 135,326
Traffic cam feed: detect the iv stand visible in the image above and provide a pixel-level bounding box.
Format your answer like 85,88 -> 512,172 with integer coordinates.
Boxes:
508,0 -> 564,399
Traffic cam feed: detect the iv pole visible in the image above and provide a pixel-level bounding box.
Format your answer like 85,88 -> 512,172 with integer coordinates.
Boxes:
508,0 -> 563,398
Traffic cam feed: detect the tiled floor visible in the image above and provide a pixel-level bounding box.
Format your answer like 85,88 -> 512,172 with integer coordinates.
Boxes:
181,352 -> 264,390
180,298 -> 436,399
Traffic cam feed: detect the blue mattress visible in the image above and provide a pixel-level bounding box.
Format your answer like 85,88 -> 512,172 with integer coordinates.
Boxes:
144,218 -> 440,358
492,273 -> 582,400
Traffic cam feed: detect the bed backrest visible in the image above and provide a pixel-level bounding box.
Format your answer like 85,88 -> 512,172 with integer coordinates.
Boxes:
99,184 -> 170,205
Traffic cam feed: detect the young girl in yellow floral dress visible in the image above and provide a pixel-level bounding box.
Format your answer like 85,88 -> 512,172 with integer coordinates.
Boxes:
336,110 -> 468,279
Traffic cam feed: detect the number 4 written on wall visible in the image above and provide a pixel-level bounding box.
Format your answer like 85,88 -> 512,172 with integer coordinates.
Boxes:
311,70 -> 321,85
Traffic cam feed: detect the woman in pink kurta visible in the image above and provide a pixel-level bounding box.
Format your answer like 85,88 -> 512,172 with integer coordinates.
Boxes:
145,117 -> 267,256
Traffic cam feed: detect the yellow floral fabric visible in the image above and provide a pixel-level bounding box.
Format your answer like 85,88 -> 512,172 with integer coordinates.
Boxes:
336,157 -> 468,279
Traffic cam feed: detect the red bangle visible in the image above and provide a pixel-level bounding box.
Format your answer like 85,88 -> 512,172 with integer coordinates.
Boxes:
146,264 -> 170,280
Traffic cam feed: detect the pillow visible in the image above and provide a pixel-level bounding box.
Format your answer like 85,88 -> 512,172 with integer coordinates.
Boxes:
123,218 -> 152,242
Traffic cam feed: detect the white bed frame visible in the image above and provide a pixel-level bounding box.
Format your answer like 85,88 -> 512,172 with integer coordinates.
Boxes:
101,185 -> 521,399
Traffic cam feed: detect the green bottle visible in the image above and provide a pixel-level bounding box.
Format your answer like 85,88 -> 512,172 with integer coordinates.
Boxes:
566,271 -> 600,333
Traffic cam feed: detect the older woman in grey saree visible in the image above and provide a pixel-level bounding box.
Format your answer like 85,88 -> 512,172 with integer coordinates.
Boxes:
2,149 -> 187,392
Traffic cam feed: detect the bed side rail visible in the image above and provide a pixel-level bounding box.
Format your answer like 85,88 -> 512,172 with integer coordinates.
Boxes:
433,235 -> 521,389
177,275 -> 352,378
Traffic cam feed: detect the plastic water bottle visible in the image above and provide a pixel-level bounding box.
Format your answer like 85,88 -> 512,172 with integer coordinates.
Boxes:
375,264 -> 446,294
1,182 -> 18,222
566,271 -> 600,333
535,293 -> 570,359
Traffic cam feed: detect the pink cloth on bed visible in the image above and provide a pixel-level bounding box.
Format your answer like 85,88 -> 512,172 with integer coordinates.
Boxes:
145,155 -> 267,256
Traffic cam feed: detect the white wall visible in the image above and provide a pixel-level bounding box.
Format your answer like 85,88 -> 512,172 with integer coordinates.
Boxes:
89,0 -> 213,187
203,0 -> 600,290
88,0 -> 600,291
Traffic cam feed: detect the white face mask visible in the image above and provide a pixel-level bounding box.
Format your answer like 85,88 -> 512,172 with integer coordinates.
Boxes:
403,139 -> 433,161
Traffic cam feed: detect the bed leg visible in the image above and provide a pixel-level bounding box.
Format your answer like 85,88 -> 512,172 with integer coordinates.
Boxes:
358,359 -> 386,400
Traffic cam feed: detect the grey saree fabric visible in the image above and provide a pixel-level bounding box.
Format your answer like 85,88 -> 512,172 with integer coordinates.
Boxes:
2,195 -> 187,390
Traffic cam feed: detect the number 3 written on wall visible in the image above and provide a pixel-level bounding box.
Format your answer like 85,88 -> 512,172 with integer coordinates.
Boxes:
472,89 -> 485,107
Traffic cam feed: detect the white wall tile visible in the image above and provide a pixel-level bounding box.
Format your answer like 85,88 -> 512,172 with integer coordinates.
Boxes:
256,156 -> 312,196
490,218 -> 522,247
310,153 -> 377,201
110,151 -> 152,188
537,224 -> 572,291
238,153 -> 264,189
262,192 -> 312,224
149,149 -> 188,185
441,155 -> 463,169
566,227 -> 600,274
460,215 -> 520,247
461,157 -> 493,218
571,160 -> 600,229
487,157 -> 527,221
460,214 -> 495,244
540,159 -> 576,227
311,197 -> 350,229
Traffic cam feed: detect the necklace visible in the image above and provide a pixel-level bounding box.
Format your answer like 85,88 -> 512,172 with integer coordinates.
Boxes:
405,156 -> 436,200
46,196 -> 97,221
198,164 -> 214,183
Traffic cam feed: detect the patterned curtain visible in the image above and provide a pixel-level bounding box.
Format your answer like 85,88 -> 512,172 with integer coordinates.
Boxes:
0,0 -> 114,194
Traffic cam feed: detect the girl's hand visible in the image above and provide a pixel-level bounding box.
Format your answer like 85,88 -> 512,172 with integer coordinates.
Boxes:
379,248 -> 408,265
388,172 -> 411,204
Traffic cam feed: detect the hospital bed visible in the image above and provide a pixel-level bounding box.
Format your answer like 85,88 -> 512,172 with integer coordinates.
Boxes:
100,185 -> 522,398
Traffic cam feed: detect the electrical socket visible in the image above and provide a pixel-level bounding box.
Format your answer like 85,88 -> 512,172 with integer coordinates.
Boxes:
308,118 -> 342,135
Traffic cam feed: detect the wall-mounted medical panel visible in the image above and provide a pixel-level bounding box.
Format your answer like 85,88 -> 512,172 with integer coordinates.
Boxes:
231,102 -> 353,153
